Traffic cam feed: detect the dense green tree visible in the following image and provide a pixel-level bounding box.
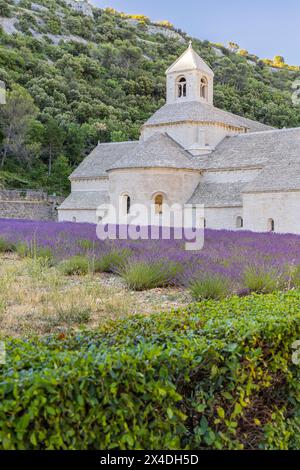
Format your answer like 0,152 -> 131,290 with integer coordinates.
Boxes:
0,1 -> 12,18
0,85 -> 38,168
47,155 -> 71,195
42,118 -> 65,175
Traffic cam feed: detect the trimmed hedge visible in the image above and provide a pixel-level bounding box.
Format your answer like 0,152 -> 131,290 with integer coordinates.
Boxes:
1,292 -> 300,450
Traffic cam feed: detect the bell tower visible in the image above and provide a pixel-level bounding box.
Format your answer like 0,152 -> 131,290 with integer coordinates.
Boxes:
166,41 -> 214,105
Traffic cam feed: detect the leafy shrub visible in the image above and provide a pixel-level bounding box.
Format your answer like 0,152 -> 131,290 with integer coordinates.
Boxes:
1,291 -> 300,450
243,266 -> 281,294
120,260 -> 182,291
59,255 -> 90,276
0,237 -> 14,253
190,274 -> 230,300
94,249 -> 131,273
0,0 -> 12,18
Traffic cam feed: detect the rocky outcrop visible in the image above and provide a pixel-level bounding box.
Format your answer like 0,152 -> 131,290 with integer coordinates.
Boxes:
63,0 -> 93,18
0,17 -> 18,35
124,19 -> 185,43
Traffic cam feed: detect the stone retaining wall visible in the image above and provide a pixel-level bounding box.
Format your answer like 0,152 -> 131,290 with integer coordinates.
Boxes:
0,190 -> 64,221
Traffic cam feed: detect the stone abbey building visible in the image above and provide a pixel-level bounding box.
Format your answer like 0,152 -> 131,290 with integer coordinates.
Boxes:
59,43 -> 300,234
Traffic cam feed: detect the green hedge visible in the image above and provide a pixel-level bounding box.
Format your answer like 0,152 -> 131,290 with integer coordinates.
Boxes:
1,292 -> 300,450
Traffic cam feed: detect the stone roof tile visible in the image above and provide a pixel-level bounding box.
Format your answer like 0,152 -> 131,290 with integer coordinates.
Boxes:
70,141 -> 139,179
197,127 -> 300,170
166,43 -> 214,76
108,133 -> 198,171
244,160 -> 300,193
188,181 -> 244,206
144,100 -> 273,131
58,191 -> 109,210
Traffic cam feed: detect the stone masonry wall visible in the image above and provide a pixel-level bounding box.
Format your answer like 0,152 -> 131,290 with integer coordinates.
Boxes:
0,190 -> 64,221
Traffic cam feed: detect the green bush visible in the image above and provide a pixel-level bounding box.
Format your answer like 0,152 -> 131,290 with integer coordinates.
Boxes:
0,237 -> 14,253
59,255 -> 90,276
94,249 -> 131,274
2,291 -> 300,450
243,265 -> 281,294
120,260 -> 182,291
190,274 -> 230,300
0,0 -> 12,18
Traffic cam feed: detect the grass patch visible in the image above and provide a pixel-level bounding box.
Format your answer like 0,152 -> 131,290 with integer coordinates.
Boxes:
0,237 -> 14,253
291,264 -> 300,288
243,266 -> 282,294
59,255 -> 90,276
94,249 -> 132,273
190,274 -> 230,300
120,260 -> 182,291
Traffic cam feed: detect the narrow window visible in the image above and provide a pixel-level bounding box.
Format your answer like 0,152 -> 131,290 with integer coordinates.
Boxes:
177,77 -> 187,98
98,216 -> 103,223
121,194 -> 131,215
155,194 -> 163,215
200,77 -> 208,100
236,216 -> 244,229
126,196 -> 131,215
268,218 -> 275,232
72,217 -> 76,223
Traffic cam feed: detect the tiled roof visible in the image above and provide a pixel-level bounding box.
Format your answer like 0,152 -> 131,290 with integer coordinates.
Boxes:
196,128 -> 300,170
166,43 -> 214,76
144,100 -> 273,132
244,161 -> 300,193
108,133 -> 197,171
70,141 -> 139,179
58,191 -> 109,210
188,181 -> 244,206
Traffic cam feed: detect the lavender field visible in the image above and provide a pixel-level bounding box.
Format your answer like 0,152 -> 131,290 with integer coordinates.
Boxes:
1,218 -> 300,294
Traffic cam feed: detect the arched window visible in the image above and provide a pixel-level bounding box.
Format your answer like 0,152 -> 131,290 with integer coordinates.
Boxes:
268,218 -> 275,232
98,216 -> 103,223
236,216 -> 244,229
200,77 -> 208,100
154,194 -> 163,215
177,77 -> 187,98
72,217 -> 76,223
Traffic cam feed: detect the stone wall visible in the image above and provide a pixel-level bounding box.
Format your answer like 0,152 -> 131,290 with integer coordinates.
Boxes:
141,121 -> 241,151
243,191 -> 300,234
0,190 -> 64,221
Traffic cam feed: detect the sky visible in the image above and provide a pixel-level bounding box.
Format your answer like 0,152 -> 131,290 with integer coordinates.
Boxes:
91,0 -> 300,65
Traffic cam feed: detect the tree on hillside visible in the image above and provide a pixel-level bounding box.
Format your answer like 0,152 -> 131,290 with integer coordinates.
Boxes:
42,118 -> 65,176
47,155 -> 72,195
0,85 -> 38,168
0,0 -> 12,17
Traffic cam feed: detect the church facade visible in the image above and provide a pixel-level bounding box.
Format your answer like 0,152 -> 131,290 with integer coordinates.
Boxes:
58,43 -> 300,234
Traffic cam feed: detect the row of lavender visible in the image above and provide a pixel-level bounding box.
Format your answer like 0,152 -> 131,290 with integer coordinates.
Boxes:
1,218 -> 300,290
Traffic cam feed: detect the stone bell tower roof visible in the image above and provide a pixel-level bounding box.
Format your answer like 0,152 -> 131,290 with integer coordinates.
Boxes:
166,41 -> 214,76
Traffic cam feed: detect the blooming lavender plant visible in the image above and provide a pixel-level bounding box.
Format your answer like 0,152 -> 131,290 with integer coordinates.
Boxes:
1,218 -> 300,291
